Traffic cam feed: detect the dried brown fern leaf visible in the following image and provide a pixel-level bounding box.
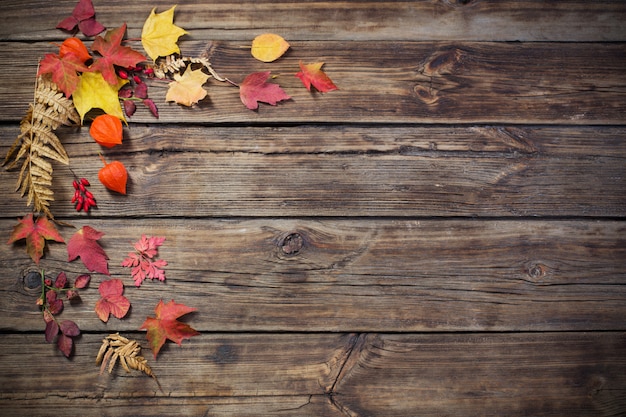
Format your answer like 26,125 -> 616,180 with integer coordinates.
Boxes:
96,333 -> 160,389
153,54 -> 225,81
3,74 -> 78,219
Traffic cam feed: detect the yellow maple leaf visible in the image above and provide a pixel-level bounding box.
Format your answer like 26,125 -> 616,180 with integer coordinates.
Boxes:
165,66 -> 209,106
251,33 -> 290,63
72,72 -> 127,122
141,6 -> 189,61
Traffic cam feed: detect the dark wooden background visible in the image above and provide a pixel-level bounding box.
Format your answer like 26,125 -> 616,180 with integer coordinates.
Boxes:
1,1 -> 625,415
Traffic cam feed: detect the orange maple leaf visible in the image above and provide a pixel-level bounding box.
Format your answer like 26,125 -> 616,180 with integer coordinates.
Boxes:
296,61 -> 338,93
140,299 -> 200,359
7,213 -> 64,264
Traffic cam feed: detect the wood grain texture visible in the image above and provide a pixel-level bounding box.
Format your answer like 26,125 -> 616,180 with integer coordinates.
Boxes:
1,125 -> 625,218
334,333 -> 626,416
2,219 -> 624,332
1,1 -> 625,42
0,41 -> 625,124
0,332 -> 623,416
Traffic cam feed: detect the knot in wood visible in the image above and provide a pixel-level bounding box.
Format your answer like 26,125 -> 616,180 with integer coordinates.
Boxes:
281,233 -> 304,255
24,270 -> 42,289
527,262 -> 548,282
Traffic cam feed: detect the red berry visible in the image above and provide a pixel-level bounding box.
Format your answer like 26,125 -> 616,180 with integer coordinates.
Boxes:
133,75 -> 142,84
80,178 -> 90,186
72,179 -> 79,189
118,69 -> 129,79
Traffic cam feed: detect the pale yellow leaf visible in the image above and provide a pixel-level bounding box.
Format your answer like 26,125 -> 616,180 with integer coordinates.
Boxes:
165,66 -> 209,106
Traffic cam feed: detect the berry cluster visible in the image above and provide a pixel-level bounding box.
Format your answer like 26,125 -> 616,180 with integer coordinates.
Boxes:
72,177 -> 97,212
118,65 -> 159,118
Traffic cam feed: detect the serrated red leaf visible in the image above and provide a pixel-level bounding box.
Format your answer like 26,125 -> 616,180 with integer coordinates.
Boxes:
95,279 -> 130,322
56,0 -> 105,37
74,274 -> 91,289
7,214 -> 64,265
45,320 -> 59,343
67,226 -> 110,275
239,71 -> 291,110
60,320 -> 80,337
295,61 -> 338,93
91,24 -> 146,85
37,52 -> 91,97
139,299 -> 199,359
57,333 -> 74,357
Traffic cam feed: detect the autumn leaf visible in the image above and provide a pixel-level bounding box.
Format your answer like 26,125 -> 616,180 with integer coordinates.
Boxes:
91,24 -> 147,85
95,279 -> 130,322
165,66 -> 209,106
121,235 -> 168,287
56,0 -> 105,37
67,225 -> 110,275
141,6 -> 188,61
72,71 -> 128,122
239,71 -> 291,110
7,213 -> 64,264
295,61 -> 338,93
37,52 -> 90,97
140,300 -> 199,359
251,33 -> 290,63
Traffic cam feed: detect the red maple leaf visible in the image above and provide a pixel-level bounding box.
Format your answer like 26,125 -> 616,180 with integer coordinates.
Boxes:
121,235 -> 168,287
239,71 -> 291,110
56,0 -> 106,37
67,226 -> 109,275
7,213 -> 65,264
295,61 -> 338,93
91,24 -> 147,85
38,52 -> 90,97
140,300 -> 199,359
95,279 -> 130,322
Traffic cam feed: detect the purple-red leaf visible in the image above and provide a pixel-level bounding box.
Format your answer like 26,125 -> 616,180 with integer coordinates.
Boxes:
56,0 -> 105,37
57,333 -> 74,357
54,271 -> 68,289
74,274 -> 91,289
45,320 -> 59,343
239,71 -> 290,110
60,320 -> 80,337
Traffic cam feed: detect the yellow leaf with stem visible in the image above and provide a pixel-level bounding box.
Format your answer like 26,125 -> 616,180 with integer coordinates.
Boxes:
165,66 -> 209,106
141,6 -> 189,61
73,72 -> 127,122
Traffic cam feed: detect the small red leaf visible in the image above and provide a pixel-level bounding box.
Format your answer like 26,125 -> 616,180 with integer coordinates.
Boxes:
239,71 -> 290,110
57,333 -> 74,357
295,61 -> 338,93
54,271 -> 68,289
60,320 -> 80,337
74,274 -> 91,289
67,226 -> 110,275
45,320 -> 59,343
56,0 -> 105,37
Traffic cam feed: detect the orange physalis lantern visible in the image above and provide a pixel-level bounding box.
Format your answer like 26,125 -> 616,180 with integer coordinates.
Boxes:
98,154 -> 127,195
90,114 -> 123,148
59,37 -> 91,63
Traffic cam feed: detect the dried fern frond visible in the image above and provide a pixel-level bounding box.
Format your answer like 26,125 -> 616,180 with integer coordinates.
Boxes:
153,54 -> 225,81
96,333 -> 160,388
3,74 -> 78,219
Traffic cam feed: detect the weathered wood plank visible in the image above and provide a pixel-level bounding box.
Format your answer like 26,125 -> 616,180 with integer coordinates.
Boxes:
2,219 -> 624,332
1,41 -> 625,124
335,332 -> 626,416
1,125 -> 625,218
2,1 -> 625,42
0,332 -> 352,416
0,332 -> 623,416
